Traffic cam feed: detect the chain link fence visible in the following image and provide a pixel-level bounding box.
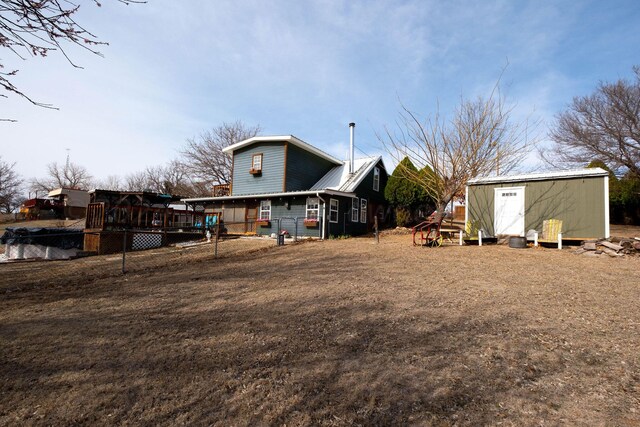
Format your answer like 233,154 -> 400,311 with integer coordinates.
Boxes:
0,221 -> 300,291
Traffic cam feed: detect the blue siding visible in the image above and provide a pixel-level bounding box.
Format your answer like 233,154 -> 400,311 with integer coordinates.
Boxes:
231,142 -> 286,195
255,198 -> 322,238
285,144 -> 336,191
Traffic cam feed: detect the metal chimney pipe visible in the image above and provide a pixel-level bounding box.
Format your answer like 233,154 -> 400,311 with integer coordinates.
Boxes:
349,122 -> 355,174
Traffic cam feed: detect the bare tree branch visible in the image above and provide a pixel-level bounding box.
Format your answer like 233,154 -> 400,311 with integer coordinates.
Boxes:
380,84 -> 539,222
179,121 -> 261,190
30,160 -> 94,193
545,66 -> 640,176
0,0 -> 145,115
0,155 -> 23,212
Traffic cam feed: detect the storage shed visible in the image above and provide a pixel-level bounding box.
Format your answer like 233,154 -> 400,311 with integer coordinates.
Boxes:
466,168 -> 609,240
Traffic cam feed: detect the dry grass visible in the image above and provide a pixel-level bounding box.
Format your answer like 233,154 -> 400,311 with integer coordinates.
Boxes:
1,234 -> 639,426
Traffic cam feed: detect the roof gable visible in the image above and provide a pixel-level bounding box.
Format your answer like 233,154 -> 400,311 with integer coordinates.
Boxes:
311,156 -> 384,192
223,135 -> 342,165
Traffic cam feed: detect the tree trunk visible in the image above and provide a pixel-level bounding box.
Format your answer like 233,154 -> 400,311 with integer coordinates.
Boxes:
432,202 -> 447,223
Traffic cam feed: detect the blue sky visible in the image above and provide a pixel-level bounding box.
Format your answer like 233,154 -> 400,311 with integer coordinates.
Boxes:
2,0 -> 639,185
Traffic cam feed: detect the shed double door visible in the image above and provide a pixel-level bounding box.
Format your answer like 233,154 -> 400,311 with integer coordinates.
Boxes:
494,187 -> 525,236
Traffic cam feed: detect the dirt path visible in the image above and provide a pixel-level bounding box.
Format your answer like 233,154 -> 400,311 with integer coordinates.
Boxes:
1,236 -> 639,425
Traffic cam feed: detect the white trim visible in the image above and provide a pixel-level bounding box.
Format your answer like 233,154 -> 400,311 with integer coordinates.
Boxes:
344,157 -> 383,192
222,135 -> 342,165
351,197 -> 359,222
373,167 -> 380,192
329,198 -> 339,223
306,197 -> 320,220
360,198 -> 367,223
251,153 -> 262,171
312,156 -> 386,193
604,175 -> 610,238
493,186 -> 526,236
467,168 -> 608,185
464,185 -> 469,226
259,199 -> 271,220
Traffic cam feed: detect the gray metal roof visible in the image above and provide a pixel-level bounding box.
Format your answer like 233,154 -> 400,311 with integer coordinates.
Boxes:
467,168 -> 609,185
311,156 -> 381,192
182,189 -> 355,203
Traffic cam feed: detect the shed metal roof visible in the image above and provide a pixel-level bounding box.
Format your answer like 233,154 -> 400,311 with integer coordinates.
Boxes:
467,168 -> 608,185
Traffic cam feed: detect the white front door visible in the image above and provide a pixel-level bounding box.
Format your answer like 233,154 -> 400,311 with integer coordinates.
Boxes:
494,186 -> 525,236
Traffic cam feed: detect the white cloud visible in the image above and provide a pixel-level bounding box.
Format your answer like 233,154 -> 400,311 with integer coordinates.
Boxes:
2,0 -> 639,185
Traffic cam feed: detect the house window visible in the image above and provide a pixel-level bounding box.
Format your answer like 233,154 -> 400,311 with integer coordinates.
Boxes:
373,167 -> 380,191
360,198 -> 367,223
351,197 -> 359,222
329,199 -> 339,223
251,154 -> 263,173
306,197 -> 319,220
259,199 -> 271,220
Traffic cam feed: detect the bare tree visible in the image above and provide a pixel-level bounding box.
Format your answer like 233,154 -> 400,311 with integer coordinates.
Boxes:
380,91 -> 537,222
546,66 -> 640,176
96,175 -> 123,191
180,121 -> 261,188
124,170 -> 149,192
0,0 -> 143,114
125,160 -> 196,196
144,160 -> 193,195
31,160 -> 94,193
0,156 -> 22,212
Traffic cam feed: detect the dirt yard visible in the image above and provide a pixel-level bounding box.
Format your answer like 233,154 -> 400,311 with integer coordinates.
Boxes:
1,232 -> 639,426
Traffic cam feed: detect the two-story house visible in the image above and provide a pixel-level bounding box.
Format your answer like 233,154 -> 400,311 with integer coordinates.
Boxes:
182,127 -> 389,238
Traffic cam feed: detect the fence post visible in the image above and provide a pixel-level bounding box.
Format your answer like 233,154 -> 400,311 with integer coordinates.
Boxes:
122,229 -> 127,274
374,216 -> 379,244
214,222 -> 220,258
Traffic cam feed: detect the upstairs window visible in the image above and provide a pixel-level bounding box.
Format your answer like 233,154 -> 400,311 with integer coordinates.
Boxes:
259,199 -> 271,220
360,198 -> 368,223
351,197 -> 359,222
373,167 -> 380,191
306,197 -> 319,220
251,154 -> 263,174
329,199 -> 339,223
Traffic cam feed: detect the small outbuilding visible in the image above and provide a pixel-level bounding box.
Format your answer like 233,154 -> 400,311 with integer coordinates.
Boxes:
466,168 -> 610,240
47,188 -> 90,219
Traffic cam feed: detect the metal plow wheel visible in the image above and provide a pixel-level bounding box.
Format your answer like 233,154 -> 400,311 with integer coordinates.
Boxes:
426,231 -> 443,247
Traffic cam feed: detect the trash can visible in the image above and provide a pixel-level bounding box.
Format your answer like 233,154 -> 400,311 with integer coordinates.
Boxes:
509,236 -> 527,248
277,233 -> 285,246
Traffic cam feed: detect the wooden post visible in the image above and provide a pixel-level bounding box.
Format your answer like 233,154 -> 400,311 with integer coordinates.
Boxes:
374,216 -> 379,244
214,220 -> 220,258
122,229 -> 127,274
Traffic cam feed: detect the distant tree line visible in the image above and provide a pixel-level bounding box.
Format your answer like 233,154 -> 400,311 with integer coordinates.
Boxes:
0,121 -> 259,213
